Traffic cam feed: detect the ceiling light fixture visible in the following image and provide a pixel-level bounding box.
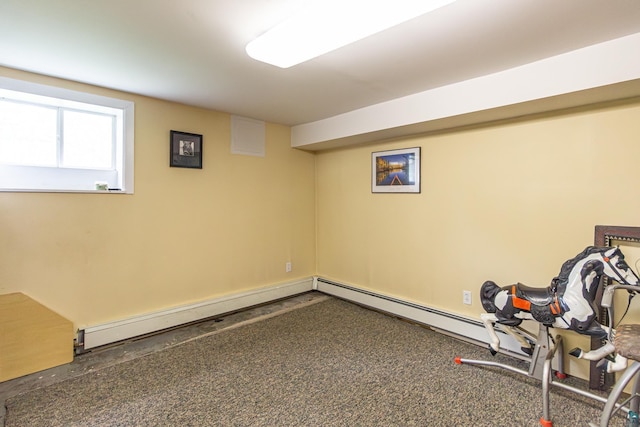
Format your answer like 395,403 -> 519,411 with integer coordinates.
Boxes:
246,0 -> 456,68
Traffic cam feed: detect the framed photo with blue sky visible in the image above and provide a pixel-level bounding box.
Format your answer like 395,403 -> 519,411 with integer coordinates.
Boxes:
372,147 -> 420,193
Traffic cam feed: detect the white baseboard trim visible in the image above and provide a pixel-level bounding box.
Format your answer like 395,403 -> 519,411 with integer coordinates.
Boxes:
79,276 -> 527,357
314,276 -> 527,356
79,277 -> 314,350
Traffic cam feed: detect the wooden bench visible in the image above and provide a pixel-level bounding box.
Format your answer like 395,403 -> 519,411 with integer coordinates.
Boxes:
0,293 -> 73,382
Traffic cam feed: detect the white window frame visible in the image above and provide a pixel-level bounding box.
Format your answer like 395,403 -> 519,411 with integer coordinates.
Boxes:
0,76 -> 134,194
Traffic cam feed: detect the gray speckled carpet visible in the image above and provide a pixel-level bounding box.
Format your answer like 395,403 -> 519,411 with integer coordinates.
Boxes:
4,298 -> 617,426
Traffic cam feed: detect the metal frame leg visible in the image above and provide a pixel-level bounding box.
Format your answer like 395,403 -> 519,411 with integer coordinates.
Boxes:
632,372 -> 640,415
599,361 -> 640,427
456,324 -> 566,427
540,333 -> 563,427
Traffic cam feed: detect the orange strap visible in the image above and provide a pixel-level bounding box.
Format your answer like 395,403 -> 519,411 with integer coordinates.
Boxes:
511,285 -> 531,311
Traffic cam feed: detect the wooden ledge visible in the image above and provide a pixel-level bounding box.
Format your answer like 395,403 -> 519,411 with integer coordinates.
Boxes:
0,293 -> 73,382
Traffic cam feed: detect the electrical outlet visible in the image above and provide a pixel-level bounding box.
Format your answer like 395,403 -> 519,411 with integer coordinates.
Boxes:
463,290 -> 472,305
285,262 -> 292,273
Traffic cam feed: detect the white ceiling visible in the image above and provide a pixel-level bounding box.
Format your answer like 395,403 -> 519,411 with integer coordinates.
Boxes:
1,0 -> 640,131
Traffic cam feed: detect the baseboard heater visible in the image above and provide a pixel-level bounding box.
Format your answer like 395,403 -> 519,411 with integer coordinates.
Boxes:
77,276 -> 525,357
314,277 -> 527,357
77,278 -> 314,351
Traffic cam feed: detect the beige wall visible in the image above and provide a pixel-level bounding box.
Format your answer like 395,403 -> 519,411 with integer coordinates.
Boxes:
0,67 -> 316,329
316,100 -> 640,377
3,64 -> 640,380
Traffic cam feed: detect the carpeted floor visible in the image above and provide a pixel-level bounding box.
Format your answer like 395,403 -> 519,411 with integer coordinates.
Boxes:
3,297 -> 619,426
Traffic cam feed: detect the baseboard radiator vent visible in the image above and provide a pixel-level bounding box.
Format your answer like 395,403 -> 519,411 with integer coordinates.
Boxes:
314,277 -> 526,357
77,276 -> 525,356
78,278 -> 314,351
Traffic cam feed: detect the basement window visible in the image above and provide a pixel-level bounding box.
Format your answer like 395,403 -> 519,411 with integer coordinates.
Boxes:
0,77 -> 134,193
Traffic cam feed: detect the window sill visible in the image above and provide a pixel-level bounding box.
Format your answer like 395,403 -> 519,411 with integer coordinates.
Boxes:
0,188 -> 132,194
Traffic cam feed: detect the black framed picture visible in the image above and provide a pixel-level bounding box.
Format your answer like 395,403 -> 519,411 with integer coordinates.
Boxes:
170,130 -> 202,169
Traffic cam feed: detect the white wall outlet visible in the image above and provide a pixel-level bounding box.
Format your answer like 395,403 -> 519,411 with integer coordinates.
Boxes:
285,262 -> 292,273
463,290 -> 472,305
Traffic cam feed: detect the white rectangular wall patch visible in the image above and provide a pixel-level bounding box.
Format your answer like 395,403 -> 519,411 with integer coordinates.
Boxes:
231,115 -> 265,157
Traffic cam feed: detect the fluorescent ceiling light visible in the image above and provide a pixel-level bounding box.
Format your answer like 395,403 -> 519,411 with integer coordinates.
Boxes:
246,0 -> 456,68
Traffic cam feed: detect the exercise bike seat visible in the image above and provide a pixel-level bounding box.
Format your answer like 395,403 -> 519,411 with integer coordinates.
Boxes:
614,324 -> 640,362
